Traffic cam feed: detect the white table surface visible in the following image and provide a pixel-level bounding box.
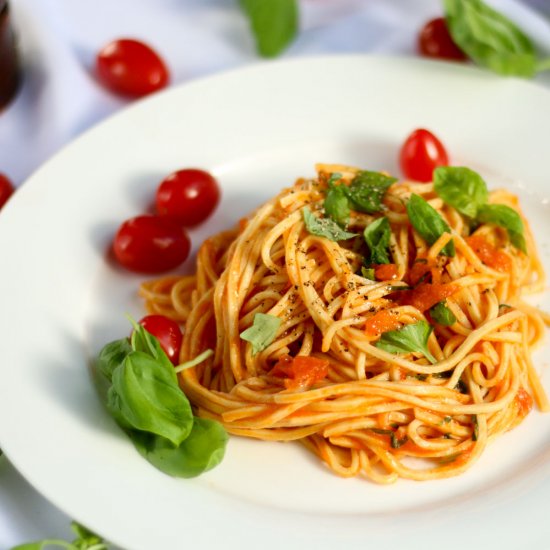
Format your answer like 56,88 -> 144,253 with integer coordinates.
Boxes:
0,0 -> 549,547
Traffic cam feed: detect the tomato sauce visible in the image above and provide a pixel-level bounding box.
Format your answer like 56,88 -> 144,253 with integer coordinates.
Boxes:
515,387 -> 533,418
466,235 -> 512,273
401,282 -> 458,312
374,263 -> 398,281
364,309 -> 402,338
270,354 -> 329,390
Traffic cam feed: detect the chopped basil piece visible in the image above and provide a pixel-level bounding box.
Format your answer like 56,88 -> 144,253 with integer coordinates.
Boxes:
430,301 -> 457,326
406,194 -> 455,257
302,207 -> 357,241
344,171 -> 396,214
361,266 -> 375,280
324,183 -> 350,227
375,319 -> 437,364
477,203 -> 527,253
363,217 -> 391,264
240,312 -> 281,355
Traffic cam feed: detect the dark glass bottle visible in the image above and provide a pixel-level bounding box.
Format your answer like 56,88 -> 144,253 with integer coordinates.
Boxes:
0,0 -> 20,110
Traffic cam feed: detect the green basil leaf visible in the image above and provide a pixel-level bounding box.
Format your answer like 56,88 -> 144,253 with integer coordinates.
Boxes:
302,207 -> 357,242
406,194 -> 455,257
363,217 -> 391,264
327,172 -> 342,186
430,301 -> 457,326
70,522 -> 106,549
433,166 -> 488,218
240,312 -> 281,355
344,171 -> 396,214
375,319 -> 437,364
324,184 -> 350,227
239,0 -> 298,57
130,323 -> 176,380
97,338 -> 132,382
477,203 -> 527,253
444,0 -> 536,77
361,266 -> 375,280
110,351 -> 193,446
131,417 -> 228,478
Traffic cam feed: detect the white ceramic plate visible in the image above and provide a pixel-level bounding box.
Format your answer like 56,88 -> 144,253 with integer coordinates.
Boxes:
2,55 -> 550,550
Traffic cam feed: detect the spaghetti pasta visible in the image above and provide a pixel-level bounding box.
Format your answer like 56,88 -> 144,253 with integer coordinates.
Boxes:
139,163 -> 549,483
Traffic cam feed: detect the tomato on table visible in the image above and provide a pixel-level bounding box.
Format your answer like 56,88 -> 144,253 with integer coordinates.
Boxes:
113,214 -> 190,273
138,314 -> 183,365
96,38 -> 169,97
0,173 -> 15,209
418,17 -> 467,61
399,128 -> 449,182
156,169 -> 220,227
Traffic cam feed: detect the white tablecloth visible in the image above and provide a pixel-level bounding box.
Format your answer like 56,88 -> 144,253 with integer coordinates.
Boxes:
0,0 -> 549,547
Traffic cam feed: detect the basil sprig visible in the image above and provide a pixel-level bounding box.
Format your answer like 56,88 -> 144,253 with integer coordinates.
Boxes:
240,312 -> 282,355
433,166 -> 526,253
303,206 -> 357,242
239,0 -> 298,57
97,321 -> 227,478
443,0 -> 546,78
375,319 -> 437,364
12,521 -> 108,550
363,217 -> 392,265
406,194 -> 455,257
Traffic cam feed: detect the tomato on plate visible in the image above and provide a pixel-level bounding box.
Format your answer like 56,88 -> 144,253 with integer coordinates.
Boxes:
0,173 -> 15,210
96,38 -> 169,98
138,314 -> 183,365
113,214 -> 190,273
399,128 -> 449,182
418,17 -> 467,61
156,169 -> 220,227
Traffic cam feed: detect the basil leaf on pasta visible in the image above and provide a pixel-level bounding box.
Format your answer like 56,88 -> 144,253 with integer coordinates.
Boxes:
240,312 -> 281,355
375,319 -> 437,364
302,207 -> 357,241
444,0 -> 537,77
324,183 -> 350,227
430,301 -> 457,326
406,194 -> 455,257
433,166 -> 488,218
345,171 -> 396,214
477,203 -> 527,253
363,217 -> 391,265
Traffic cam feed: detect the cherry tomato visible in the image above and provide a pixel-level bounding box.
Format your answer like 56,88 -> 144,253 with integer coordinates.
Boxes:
156,169 -> 220,227
0,173 -> 14,210
113,214 -> 190,273
418,17 -> 467,61
96,38 -> 169,98
399,128 -> 449,182
138,314 -> 183,365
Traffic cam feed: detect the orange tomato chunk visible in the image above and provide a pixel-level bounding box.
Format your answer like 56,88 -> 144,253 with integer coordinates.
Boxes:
467,235 -> 512,273
270,354 -> 329,390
